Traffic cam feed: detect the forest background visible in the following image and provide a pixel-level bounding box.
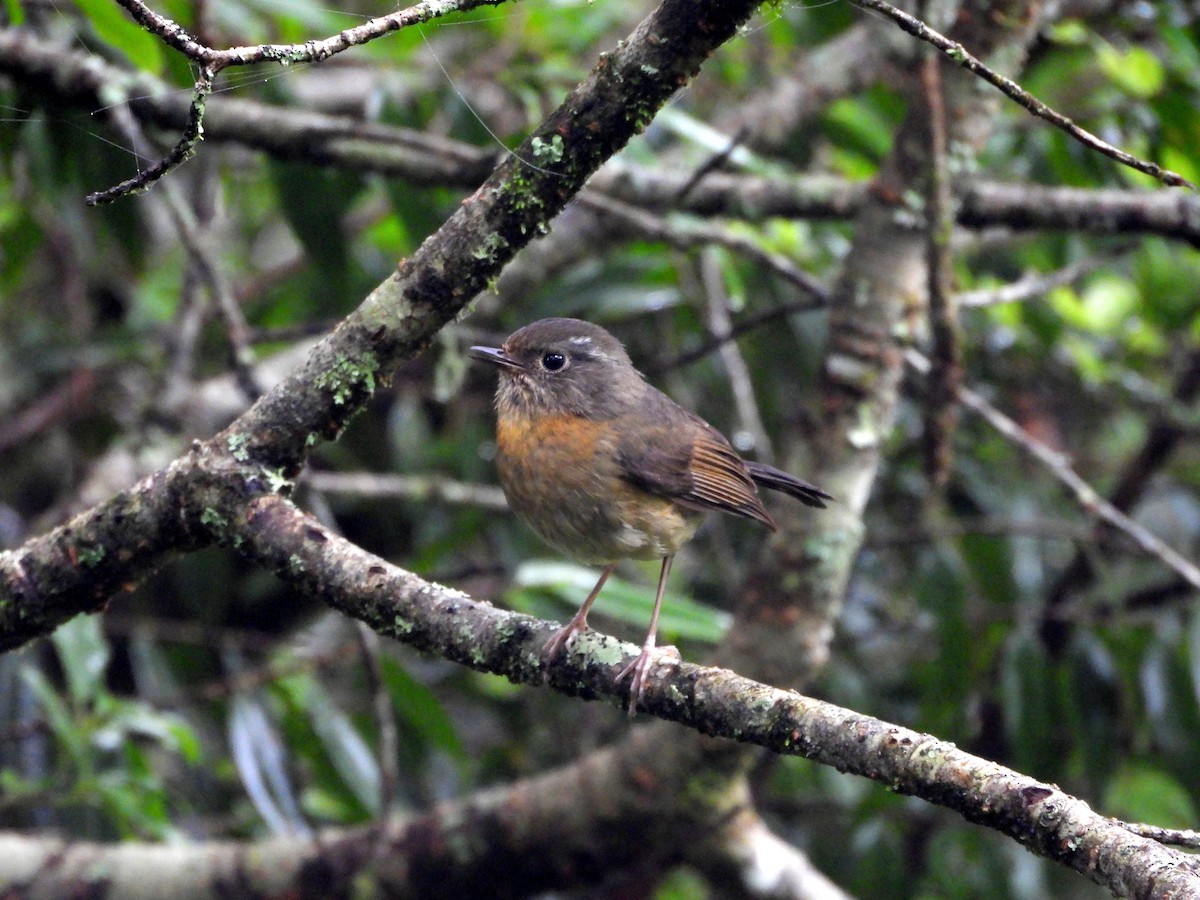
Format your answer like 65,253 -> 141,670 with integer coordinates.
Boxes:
0,0 -> 1199,896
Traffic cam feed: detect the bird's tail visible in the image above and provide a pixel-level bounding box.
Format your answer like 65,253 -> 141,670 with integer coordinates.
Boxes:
745,462 -> 833,509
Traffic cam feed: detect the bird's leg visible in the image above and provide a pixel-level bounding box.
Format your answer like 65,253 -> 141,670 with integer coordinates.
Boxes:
616,555 -> 676,716
544,561 -> 617,664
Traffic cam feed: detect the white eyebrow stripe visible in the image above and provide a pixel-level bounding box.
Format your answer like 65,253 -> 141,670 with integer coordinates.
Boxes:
568,336 -> 593,346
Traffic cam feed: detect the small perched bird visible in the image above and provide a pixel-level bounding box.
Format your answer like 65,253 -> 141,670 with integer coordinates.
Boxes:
471,318 -> 831,713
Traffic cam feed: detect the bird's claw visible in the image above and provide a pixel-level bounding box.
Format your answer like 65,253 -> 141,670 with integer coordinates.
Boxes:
542,616 -> 591,682
615,643 -> 680,716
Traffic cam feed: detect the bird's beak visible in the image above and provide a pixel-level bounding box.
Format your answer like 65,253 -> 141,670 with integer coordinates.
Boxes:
469,345 -> 524,371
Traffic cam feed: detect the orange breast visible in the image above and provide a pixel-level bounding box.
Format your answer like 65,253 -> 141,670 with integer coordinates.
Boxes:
495,412 -> 699,563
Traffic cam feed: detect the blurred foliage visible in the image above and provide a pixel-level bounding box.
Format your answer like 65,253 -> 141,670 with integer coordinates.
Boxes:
0,0 -> 1198,896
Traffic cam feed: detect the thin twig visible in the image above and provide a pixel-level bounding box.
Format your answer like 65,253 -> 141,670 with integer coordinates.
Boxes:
850,0 -> 1195,189
174,205 -> 263,400
673,125 -> 749,205
304,471 -> 510,511
697,249 -> 775,462
906,349 -> 1200,593
1119,821 -> 1200,851
89,0 -> 502,204
956,253 -> 1119,307
1039,347 -> 1200,654
86,66 -> 214,205
104,103 -> 264,398
579,192 -> 830,302
164,185 -> 263,400
650,294 -> 831,375
354,622 -> 399,818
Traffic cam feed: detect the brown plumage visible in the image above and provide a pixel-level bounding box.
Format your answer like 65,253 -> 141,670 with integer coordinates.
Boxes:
471,317 -> 831,713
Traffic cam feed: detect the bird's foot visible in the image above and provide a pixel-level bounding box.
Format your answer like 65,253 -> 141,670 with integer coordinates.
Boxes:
542,612 -> 591,681
615,642 -> 680,716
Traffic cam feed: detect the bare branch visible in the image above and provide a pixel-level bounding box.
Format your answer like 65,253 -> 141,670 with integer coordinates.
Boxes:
906,349 -> 1200,594
697,249 -> 776,462
225,493 -> 1200,899
89,0 -> 502,202
7,30 -> 1200,238
303,471 -> 509,511
114,0 -> 501,68
86,66 -> 214,205
1120,821 -> 1200,851
849,0 -> 1194,188
956,253 -> 1119,307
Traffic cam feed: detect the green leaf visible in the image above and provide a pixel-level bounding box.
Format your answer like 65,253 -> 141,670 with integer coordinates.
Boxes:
21,667 -> 90,770
1000,632 -> 1064,780
380,657 -> 465,760
74,0 -> 164,74
51,616 -> 111,707
1046,20 -> 1089,46
300,680 -> 381,815
1104,765 -> 1197,828
269,161 -> 365,311
1098,45 -> 1165,98
1079,275 -> 1139,333
511,560 -> 731,644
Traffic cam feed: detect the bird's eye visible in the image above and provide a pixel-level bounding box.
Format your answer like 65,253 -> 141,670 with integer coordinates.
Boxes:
541,352 -> 566,372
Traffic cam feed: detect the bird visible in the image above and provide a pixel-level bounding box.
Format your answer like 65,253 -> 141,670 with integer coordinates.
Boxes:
470,317 -> 831,713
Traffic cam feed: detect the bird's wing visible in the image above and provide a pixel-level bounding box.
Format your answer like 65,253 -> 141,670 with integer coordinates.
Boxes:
615,389 -> 775,529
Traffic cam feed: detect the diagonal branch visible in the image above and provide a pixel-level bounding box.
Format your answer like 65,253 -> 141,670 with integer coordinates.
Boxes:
219,493 -> 1200,899
89,0 -> 505,202
849,0 -> 1194,188
906,349 -> 1200,594
1039,347 -> 1200,654
0,0 -> 768,650
7,28 -> 1200,239
113,0 -> 502,68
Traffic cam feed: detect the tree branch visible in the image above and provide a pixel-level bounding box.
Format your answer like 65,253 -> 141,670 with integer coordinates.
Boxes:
849,0 -> 1193,188
88,0 -> 505,202
4,492 -> 1193,898
0,0 -> 768,650
906,349 -> 1200,595
5,31 -> 1199,241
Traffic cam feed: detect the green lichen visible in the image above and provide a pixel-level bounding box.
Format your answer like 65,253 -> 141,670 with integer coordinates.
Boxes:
78,545 -> 106,567
471,232 -> 508,262
200,508 -> 228,531
530,134 -> 564,164
585,635 -> 629,667
315,352 -> 380,406
264,468 -> 292,494
226,433 -> 250,462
